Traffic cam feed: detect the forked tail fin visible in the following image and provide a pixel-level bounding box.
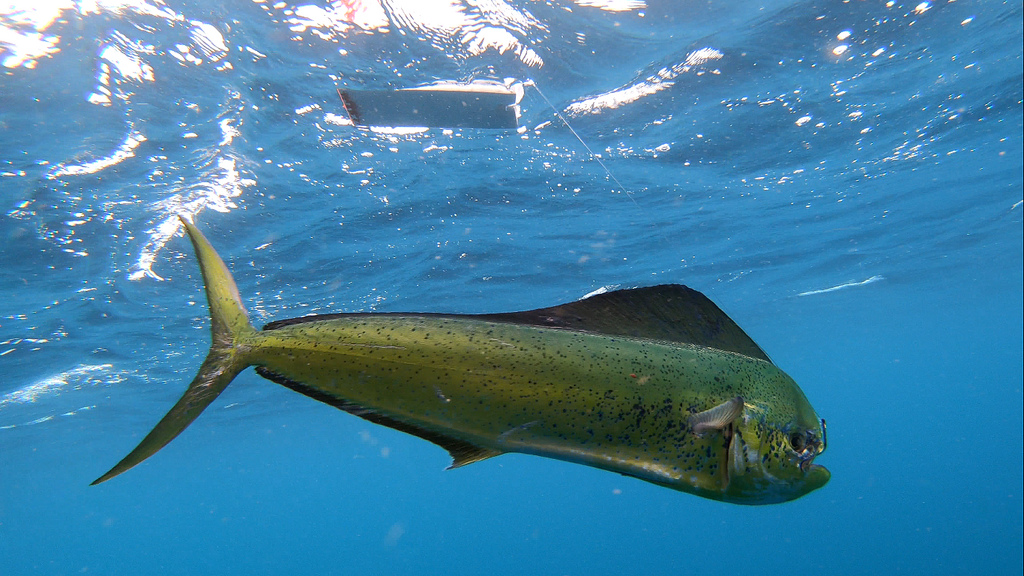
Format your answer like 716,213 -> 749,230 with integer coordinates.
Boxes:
92,217 -> 257,484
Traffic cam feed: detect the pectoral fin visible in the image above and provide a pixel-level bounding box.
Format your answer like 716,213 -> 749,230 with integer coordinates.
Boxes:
689,396 -> 744,435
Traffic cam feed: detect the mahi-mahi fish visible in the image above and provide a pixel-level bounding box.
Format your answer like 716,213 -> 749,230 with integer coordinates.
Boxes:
93,217 -> 829,504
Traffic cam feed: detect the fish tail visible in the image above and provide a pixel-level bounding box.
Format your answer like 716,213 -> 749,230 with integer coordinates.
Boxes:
92,216 -> 257,485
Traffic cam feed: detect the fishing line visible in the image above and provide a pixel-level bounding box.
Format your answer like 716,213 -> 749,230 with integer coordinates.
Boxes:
523,79 -> 677,253
523,79 -> 638,207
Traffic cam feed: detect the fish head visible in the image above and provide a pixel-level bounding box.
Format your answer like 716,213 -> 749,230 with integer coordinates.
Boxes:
723,375 -> 829,504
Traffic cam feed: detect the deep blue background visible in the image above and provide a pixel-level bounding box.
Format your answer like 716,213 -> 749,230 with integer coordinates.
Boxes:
2,1 -> 1021,574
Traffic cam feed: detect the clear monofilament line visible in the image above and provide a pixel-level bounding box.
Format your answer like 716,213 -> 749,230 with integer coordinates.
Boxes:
525,79 -> 638,207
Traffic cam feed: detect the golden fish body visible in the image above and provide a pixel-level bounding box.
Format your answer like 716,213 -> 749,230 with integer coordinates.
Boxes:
94,218 -> 828,504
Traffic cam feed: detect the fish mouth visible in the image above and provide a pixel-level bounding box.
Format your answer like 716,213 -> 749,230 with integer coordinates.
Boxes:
802,462 -> 831,491
798,431 -> 830,489
798,451 -> 818,472
797,419 -> 827,472
796,440 -> 826,473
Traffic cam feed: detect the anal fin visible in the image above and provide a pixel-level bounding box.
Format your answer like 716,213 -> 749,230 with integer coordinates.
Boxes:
445,443 -> 501,469
255,367 -> 502,469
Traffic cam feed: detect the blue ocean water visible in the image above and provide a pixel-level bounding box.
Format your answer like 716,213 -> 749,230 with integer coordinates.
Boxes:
1,0 -> 1021,573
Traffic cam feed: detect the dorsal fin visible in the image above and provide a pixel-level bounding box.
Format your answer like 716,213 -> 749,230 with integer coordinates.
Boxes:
255,367 -> 502,469
475,285 -> 772,362
263,285 -> 771,363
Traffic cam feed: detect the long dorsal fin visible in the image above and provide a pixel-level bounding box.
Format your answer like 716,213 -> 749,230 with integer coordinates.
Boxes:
263,285 -> 771,363
255,367 -> 501,469
474,285 -> 771,362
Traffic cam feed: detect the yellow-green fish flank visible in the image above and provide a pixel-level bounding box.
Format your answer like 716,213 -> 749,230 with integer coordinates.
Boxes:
93,217 -> 829,505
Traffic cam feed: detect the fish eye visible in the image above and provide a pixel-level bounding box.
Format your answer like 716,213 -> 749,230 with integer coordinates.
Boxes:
789,432 -> 806,452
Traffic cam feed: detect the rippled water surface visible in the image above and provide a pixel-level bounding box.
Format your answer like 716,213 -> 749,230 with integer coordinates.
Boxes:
2,1 -> 1022,574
